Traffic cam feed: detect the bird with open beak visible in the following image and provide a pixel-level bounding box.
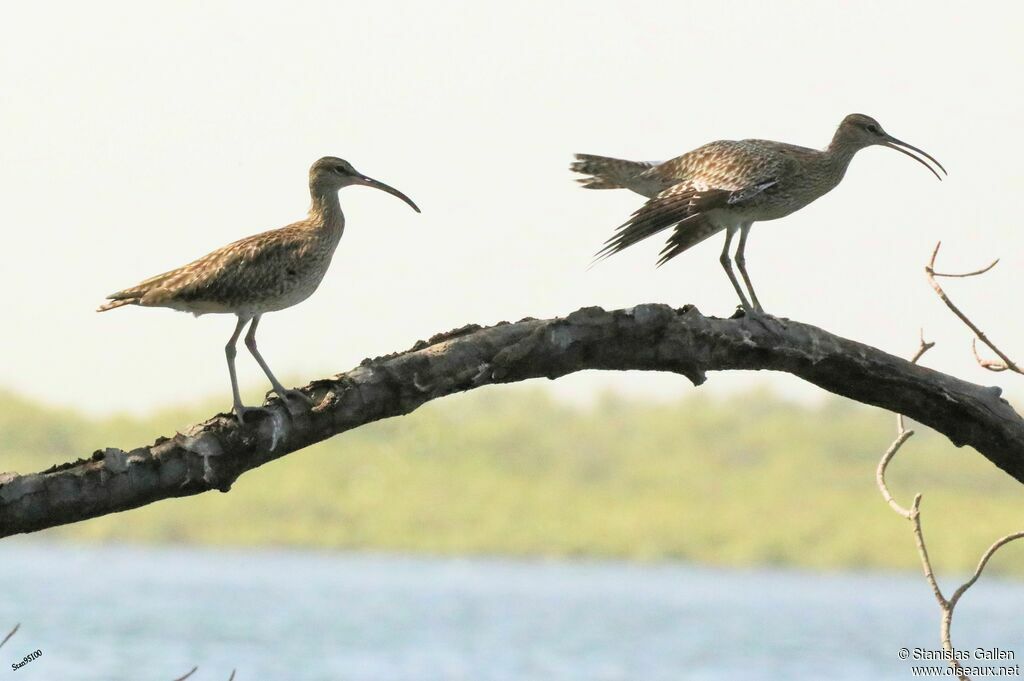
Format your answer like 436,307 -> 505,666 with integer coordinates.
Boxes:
99,156 -> 420,422
573,113 -> 945,313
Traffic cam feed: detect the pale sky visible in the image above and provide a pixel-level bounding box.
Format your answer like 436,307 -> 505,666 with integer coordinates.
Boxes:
1,1 -> 1021,415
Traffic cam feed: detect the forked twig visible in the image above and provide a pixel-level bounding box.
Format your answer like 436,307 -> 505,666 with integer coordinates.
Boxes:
925,242 -> 1020,373
876,335 -> 1024,681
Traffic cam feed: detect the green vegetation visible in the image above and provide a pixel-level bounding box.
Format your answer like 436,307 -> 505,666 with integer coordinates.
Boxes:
1,386 -> 1021,575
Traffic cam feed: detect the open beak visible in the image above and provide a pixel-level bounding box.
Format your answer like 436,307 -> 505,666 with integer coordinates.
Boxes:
881,135 -> 947,181
357,175 -> 421,213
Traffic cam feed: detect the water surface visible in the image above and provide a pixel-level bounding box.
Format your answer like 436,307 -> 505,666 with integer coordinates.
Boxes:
0,542 -> 1020,680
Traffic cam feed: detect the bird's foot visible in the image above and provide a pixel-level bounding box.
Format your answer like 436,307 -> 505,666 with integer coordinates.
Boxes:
743,307 -> 788,332
234,404 -> 270,425
266,387 -> 313,416
279,388 -> 313,406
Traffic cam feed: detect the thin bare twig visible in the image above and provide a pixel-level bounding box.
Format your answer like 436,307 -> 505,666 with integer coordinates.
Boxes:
909,495 -> 948,614
876,430 -> 916,518
876,333 -> 934,518
0,623 -> 19,650
971,339 -> 1011,372
2,628 -> 233,681
876,335 -> 1024,681
926,242 -> 1021,374
170,666 -> 236,680
929,250 -> 1000,278
948,531 -> 1024,611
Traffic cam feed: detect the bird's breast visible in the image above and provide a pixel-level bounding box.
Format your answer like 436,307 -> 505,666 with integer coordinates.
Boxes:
248,246 -> 337,314
739,174 -> 844,222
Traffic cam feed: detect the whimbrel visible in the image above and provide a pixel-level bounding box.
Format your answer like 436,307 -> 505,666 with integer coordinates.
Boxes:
572,114 -> 945,313
99,157 -> 420,422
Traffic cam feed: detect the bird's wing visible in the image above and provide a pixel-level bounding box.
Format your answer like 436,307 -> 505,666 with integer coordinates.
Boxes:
596,141 -> 793,265
106,225 -> 311,308
655,214 -> 728,267
727,179 -> 779,204
653,140 -> 795,191
594,182 -> 731,262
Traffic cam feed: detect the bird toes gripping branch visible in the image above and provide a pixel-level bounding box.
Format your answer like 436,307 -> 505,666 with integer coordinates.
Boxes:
233,404 -> 270,426
743,307 -> 789,332
279,388 -> 313,406
233,388 -> 310,427
262,388 -> 314,418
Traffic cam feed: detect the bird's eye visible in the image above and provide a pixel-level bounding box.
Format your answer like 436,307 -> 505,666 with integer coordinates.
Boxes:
866,124 -> 881,135
335,166 -> 347,174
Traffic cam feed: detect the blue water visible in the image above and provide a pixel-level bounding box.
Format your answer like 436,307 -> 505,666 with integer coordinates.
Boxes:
0,542 -> 1020,680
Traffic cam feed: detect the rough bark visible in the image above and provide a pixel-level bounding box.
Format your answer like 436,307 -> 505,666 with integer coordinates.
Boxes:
1,304 -> 1021,538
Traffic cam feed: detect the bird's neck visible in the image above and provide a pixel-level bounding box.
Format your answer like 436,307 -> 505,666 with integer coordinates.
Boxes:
308,187 -> 345,240
825,132 -> 862,166
820,136 -> 861,182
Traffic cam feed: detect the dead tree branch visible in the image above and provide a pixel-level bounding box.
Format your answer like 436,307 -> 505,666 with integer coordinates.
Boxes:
926,242 -> 1021,374
877,336 -> 1024,681
2,304 -> 1023,538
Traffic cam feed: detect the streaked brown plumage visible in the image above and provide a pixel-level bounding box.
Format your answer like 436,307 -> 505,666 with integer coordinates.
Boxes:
572,114 -> 945,312
99,156 -> 420,422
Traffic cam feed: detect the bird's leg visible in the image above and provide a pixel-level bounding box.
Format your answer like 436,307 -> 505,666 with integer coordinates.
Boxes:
734,223 -> 787,331
243,315 -> 312,409
735,222 -> 764,313
720,225 -> 753,313
226,316 -> 264,423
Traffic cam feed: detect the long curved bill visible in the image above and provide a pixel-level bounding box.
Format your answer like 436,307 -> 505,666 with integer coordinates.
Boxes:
882,136 -> 947,181
358,175 -> 421,213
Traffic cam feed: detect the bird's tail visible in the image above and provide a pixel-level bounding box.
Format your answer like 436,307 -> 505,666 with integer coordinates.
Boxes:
97,282 -> 156,312
97,269 -> 179,312
570,154 -> 655,190
96,297 -> 138,312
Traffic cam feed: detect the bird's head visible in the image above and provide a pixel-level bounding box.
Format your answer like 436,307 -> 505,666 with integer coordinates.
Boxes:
832,114 -> 946,180
309,156 -> 421,212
